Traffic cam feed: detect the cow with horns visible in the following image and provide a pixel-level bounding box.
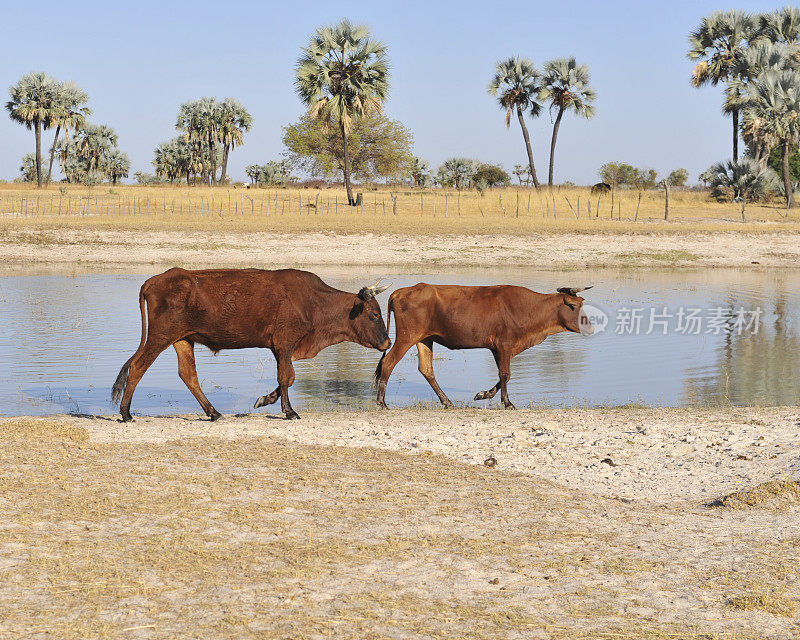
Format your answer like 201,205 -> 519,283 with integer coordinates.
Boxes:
374,284 -> 593,409
112,268 -> 391,421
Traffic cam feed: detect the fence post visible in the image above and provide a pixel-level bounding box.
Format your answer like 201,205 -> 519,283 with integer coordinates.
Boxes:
662,180 -> 670,220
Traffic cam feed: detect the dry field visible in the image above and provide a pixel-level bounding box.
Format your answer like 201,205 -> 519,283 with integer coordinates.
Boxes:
1,183 -> 798,237
1,409 -> 799,639
3,184 -> 800,271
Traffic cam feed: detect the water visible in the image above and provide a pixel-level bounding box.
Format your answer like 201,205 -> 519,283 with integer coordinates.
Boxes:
1,267 -> 799,417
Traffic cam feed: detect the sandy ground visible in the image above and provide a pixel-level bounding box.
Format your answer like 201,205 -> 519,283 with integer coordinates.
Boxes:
2,228 -> 800,269
41,406 -> 800,505
1,408 -> 799,639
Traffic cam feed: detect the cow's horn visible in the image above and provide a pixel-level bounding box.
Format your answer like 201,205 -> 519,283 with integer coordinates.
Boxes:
358,279 -> 392,301
557,286 -> 593,296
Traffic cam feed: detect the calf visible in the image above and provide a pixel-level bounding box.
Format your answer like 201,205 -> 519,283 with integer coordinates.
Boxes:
375,284 -> 592,409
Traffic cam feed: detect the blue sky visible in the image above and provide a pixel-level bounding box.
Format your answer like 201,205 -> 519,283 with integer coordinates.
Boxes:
0,0 -> 784,184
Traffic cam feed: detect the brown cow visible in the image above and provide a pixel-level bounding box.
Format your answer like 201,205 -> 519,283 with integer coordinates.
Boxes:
112,268 -> 391,421
374,284 -> 593,409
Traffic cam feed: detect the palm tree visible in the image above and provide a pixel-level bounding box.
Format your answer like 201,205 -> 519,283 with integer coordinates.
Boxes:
46,81 -> 91,184
688,10 -> 759,161
734,42 -> 794,165
245,164 -> 261,185
104,150 -> 130,185
19,153 -> 38,182
218,98 -> 253,184
295,19 -> 390,205
437,158 -> 477,190
708,157 -> 780,218
488,57 -> 543,188
540,57 -> 596,187
743,70 -> 800,206
759,6 -> 800,52
177,98 -> 222,185
408,156 -> 430,187
6,72 -> 58,187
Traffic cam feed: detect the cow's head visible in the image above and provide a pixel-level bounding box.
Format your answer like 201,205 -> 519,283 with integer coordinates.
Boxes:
556,286 -> 594,335
350,280 -> 392,351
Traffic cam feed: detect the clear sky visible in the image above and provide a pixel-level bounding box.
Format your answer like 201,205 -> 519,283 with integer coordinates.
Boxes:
0,0 -> 784,184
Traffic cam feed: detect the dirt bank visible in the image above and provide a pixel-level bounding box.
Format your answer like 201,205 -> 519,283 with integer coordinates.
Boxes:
2,228 -> 800,269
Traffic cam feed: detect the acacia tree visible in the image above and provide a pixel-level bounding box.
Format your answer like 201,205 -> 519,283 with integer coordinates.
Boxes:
540,57 -> 596,187
295,19 -> 390,205
488,57 -> 543,188
218,98 -> 253,184
688,10 -> 759,161
6,72 -> 59,187
283,111 -> 412,184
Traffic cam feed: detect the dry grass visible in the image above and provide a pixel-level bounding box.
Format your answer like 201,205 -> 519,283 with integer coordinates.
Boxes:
717,479 -> 800,510
1,183 -> 798,236
1,416 -> 797,639
729,586 -> 800,618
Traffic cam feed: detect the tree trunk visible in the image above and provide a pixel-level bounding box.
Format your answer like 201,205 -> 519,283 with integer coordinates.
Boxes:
548,107 -> 565,187
221,144 -> 230,184
782,138 -> 794,208
47,125 -> 61,185
208,133 -> 217,186
732,108 -> 739,162
516,105 -> 540,188
662,179 -> 670,220
341,119 -> 355,205
35,118 -> 43,188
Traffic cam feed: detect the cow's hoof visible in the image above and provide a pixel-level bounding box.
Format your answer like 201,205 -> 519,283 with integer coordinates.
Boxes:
120,411 -> 133,423
209,411 -> 223,421
254,393 -> 278,409
442,401 -> 454,409
474,392 -> 486,401
284,410 -> 300,420
503,402 -> 516,410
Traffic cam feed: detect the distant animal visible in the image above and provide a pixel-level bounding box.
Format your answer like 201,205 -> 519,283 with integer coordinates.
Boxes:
112,268 -> 391,422
374,284 -> 593,409
590,182 -> 612,195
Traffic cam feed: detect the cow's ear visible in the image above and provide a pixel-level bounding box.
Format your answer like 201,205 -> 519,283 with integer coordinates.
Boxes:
350,302 -> 364,319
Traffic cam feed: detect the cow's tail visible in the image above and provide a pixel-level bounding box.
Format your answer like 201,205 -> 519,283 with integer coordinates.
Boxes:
373,295 -> 395,388
112,286 -> 148,406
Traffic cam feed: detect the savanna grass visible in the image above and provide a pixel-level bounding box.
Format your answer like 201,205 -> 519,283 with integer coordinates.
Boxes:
1,183 -> 797,236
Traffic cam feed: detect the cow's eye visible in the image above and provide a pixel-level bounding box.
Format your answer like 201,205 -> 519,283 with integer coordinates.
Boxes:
370,313 -> 379,322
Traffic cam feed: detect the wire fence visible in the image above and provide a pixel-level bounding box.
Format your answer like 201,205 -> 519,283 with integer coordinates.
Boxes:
0,187 -> 788,223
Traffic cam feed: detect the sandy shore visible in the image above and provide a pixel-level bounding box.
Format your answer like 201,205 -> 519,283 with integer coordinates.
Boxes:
25,406 -> 800,505
2,228 -> 800,269
3,408 -> 799,638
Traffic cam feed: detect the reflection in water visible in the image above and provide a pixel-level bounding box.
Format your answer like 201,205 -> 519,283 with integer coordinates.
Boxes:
1,267 -> 799,416
683,292 -> 800,405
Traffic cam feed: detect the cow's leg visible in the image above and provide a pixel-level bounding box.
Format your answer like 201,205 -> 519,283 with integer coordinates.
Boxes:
375,340 -> 415,409
174,339 -> 221,421
254,386 -> 280,409
275,350 -> 299,420
474,351 -> 502,401
119,339 -> 171,422
416,338 -> 453,408
497,350 -> 515,409
474,381 -> 500,401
